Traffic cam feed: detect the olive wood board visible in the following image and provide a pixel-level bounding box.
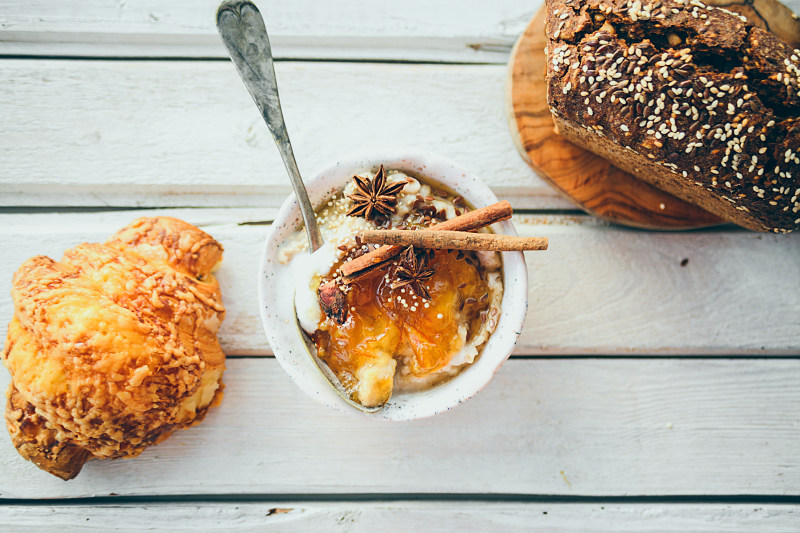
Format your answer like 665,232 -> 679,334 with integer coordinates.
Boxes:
506,1 -> 800,230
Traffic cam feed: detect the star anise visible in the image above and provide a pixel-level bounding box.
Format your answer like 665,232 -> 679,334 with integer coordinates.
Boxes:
391,246 -> 436,300
346,165 -> 407,222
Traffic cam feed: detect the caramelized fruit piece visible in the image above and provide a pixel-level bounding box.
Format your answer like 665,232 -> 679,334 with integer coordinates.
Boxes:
314,250 -> 491,406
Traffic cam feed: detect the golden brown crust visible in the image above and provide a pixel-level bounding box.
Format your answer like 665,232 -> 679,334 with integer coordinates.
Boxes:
1,217 -> 226,478
106,216 -> 224,281
5,384 -> 90,480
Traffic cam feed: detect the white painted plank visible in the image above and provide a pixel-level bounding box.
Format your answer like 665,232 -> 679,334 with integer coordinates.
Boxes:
0,209 -> 797,355
1,358 -> 799,497
1,503 -> 798,532
0,59 -> 569,209
0,0 -> 538,62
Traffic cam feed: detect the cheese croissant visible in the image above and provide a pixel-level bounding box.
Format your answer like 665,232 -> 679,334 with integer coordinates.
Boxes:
2,217 -> 226,480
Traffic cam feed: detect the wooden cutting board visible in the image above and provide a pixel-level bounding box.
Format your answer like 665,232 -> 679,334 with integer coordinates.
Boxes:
506,1 -> 800,229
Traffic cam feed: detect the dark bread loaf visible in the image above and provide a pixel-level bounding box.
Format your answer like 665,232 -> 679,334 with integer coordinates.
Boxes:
545,0 -> 800,233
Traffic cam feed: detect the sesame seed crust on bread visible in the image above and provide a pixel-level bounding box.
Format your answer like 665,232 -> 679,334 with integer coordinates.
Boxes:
545,0 -> 800,233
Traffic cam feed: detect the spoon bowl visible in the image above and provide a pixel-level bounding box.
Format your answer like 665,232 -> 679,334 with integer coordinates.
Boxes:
295,312 -> 383,413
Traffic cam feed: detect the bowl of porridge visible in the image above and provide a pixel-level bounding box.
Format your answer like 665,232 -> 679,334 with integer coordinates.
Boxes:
258,150 -> 528,420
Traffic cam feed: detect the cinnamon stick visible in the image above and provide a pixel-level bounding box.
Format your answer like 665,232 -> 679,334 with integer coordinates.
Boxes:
359,230 -> 548,251
339,200 -> 513,280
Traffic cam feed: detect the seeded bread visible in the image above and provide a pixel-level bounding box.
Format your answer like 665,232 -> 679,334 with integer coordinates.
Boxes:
545,0 -> 800,233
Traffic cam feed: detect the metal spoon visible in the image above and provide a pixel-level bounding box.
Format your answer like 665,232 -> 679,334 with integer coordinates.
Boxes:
216,0 -> 321,251
216,1 -> 381,412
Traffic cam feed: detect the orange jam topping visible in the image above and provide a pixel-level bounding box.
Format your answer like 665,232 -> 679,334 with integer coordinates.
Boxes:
313,249 -> 492,405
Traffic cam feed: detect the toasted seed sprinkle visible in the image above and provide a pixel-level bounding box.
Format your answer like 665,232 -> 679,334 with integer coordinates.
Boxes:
550,0 -> 799,230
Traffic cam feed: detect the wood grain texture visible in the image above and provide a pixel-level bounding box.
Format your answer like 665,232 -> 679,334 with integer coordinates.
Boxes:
0,0 -> 535,61
0,59 -> 570,209
1,209 -> 798,356
1,503 -> 798,532
506,8 -> 724,229
1,358 -> 799,498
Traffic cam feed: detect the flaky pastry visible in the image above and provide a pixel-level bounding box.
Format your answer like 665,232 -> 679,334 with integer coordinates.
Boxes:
2,217 -> 226,479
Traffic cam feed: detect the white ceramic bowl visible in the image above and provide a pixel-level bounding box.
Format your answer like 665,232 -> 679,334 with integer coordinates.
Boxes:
258,150 -> 528,421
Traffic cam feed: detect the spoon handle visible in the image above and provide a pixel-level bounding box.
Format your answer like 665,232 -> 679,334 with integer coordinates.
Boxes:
216,0 -> 323,252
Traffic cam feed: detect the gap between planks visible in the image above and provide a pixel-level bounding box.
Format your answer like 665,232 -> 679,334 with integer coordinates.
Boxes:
0,55 -> 504,66
4,494 -> 800,505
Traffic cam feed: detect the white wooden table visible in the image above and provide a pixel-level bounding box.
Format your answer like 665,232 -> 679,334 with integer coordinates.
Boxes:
1,1 -> 800,530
